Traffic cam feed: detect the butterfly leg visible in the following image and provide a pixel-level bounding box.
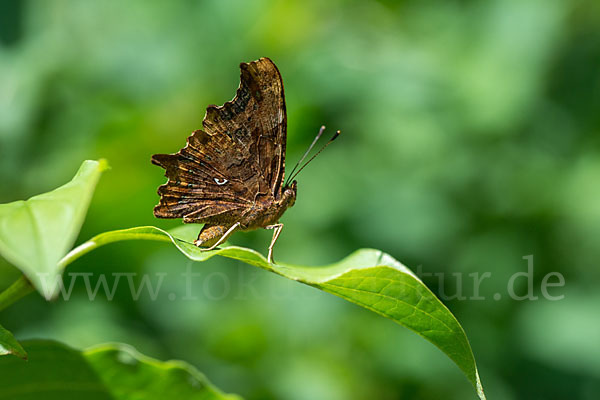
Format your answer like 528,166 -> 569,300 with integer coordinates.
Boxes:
265,223 -> 283,264
195,222 -> 240,251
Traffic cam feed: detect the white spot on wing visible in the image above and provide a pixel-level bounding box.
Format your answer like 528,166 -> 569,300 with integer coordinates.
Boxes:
214,178 -> 228,185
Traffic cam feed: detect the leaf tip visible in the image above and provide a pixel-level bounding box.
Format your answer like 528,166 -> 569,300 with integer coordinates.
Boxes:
97,158 -> 110,172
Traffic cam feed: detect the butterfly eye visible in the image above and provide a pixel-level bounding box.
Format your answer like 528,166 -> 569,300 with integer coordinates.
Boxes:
214,178 -> 228,185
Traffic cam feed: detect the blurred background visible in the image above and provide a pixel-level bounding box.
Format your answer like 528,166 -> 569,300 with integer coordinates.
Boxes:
1,0 -> 599,399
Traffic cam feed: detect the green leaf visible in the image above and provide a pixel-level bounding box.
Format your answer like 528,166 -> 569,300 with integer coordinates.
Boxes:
0,160 -> 108,300
0,323 -> 27,360
0,340 -> 240,400
60,225 -> 486,399
85,343 -> 242,400
0,340 -> 112,400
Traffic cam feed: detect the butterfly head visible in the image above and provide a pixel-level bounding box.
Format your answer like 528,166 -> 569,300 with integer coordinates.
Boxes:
282,180 -> 297,208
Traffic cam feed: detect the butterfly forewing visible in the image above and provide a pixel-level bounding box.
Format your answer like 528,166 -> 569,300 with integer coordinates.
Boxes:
201,58 -> 287,199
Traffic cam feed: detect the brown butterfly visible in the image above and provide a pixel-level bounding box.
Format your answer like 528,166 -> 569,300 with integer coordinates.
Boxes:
152,57 -> 338,263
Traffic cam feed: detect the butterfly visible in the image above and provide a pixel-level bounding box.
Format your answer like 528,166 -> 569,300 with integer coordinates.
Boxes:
151,57 -> 338,263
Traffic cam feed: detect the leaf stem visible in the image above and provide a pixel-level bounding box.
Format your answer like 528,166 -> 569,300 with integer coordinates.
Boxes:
58,240 -> 100,270
0,275 -> 35,312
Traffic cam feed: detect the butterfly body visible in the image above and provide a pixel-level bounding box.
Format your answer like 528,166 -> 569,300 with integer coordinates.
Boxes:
152,58 -> 296,262
237,182 -> 296,230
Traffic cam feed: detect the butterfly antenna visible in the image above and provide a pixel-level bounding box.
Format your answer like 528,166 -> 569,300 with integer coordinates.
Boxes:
286,125 -> 326,186
288,129 -> 340,183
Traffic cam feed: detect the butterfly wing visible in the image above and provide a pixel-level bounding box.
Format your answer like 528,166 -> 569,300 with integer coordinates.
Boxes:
152,57 -> 287,225
152,129 -> 255,223
202,57 -> 287,199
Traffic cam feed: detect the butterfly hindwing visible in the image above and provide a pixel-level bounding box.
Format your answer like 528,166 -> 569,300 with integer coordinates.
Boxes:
152,130 -> 253,223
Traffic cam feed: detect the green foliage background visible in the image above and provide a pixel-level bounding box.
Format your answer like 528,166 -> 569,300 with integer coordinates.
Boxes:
1,0 -> 599,399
